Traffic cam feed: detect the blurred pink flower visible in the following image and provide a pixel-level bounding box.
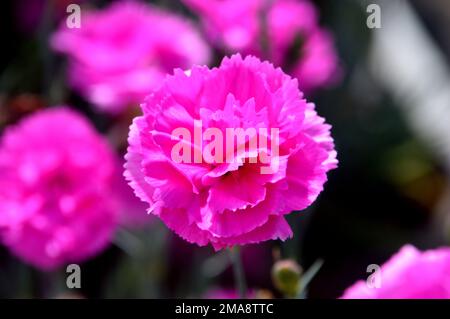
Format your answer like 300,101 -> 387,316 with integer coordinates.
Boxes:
0,107 -> 118,270
182,0 -> 262,54
51,1 -> 210,113
341,245 -> 450,299
291,29 -> 342,92
183,0 -> 340,92
124,54 -> 337,249
267,0 -> 318,64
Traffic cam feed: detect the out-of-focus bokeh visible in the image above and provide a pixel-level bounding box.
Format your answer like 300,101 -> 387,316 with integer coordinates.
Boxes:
1,0 -> 450,298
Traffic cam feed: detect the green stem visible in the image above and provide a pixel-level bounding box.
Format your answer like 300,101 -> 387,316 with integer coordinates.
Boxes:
297,259 -> 324,299
229,246 -> 247,299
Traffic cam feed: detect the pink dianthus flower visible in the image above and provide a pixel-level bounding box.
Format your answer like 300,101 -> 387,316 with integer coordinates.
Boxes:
341,245 -> 450,299
51,1 -> 210,113
183,0 -> 340,92
0,107 -> 118,270
124,54 -> 337,249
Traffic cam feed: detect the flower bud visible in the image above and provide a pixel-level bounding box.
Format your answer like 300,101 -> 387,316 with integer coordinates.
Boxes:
272,259 -> 302,297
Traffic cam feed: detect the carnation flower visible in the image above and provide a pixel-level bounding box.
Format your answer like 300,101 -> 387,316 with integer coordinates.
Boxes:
124,54 -> 337,249
51,1 -> 210,113
0,107 -> 118,270
341,245 -> 450,299
182,0 -> 340,92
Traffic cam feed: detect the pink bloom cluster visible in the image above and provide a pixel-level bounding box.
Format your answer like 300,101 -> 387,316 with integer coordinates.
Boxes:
0,108 -> 117,270
183,0 -> 340,92
51,1 -> 210,113
125,54 -> 337,249
341,245 -> 450,299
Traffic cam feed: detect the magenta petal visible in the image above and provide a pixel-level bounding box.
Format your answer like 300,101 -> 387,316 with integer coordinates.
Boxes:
211,215 -> 293,250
